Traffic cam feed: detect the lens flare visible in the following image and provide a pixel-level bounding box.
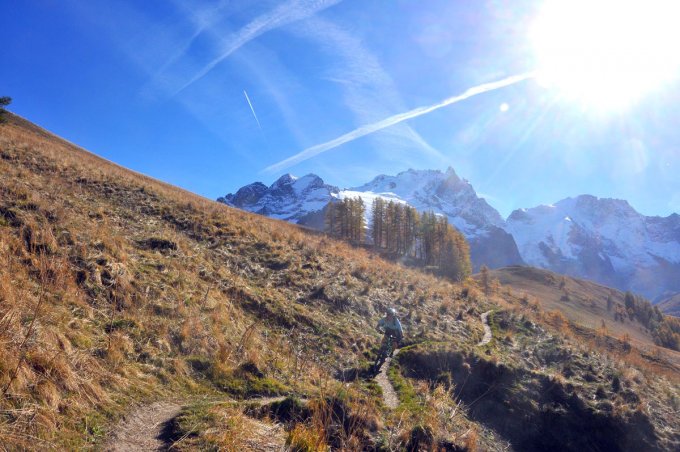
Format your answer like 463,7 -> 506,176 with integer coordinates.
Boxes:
530,0 -> 680,110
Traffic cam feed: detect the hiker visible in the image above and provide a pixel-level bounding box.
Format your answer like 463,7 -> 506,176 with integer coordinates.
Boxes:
377,307 -> 403,356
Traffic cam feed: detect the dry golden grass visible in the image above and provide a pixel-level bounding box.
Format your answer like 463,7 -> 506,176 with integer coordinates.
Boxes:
483,266 -> 680,374
1,113 -> 678,450
0,114 -> 481,448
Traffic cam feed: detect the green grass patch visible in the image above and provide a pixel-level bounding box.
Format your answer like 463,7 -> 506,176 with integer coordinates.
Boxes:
171,401 -> 221,449
210,362 -> 289,398
388,356 -> 423,413
362,379 -> 383,400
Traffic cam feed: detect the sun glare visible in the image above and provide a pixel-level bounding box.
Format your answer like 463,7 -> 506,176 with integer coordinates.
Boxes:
530,0 -> 680,110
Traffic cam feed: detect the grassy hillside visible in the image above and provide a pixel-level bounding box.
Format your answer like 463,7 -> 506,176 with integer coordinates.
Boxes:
1,114 -> 678,450
484,266 -> 680,355
658,293 -> 680,317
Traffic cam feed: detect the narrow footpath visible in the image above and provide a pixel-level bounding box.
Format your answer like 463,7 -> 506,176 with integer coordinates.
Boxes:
104,396 -> 289,451
106,310 -> 493,450
104,401 -> 181,451
478,310 -> 493,346
375,350 -> 400,409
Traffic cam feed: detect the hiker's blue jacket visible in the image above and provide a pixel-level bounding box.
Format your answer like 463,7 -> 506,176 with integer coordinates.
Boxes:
377,317 -> 403,339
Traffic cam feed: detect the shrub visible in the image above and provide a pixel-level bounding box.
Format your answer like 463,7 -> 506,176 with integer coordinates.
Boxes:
0,96 -> 11,123
287,423 -> 328,452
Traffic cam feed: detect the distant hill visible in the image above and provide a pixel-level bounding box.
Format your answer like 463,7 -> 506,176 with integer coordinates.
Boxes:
657,292 -> 680,317
484,266 -> 680,354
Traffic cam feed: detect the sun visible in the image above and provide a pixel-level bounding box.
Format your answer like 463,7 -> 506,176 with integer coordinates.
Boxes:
530,0 -> 680,110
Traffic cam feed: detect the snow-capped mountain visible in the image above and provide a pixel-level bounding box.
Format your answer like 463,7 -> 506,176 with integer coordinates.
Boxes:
339,168 -> 522,269
219,168 -> 523,270
345,168 -> 503,236
218,174 -> 339,225
219,171 -> 680,299
506,195 -> 680,299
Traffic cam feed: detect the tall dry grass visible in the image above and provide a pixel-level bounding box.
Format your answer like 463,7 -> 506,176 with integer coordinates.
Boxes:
1,113 -> 678,449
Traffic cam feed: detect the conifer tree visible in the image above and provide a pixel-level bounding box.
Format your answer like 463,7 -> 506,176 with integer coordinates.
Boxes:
350,197 -> 366,243
371,198 -> 385,248
480,265 -> 491,295
404,206 -> 418,257
0,97 -> 11,123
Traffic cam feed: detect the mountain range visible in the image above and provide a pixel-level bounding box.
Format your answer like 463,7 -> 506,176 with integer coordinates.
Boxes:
3,113 -> 679,450
219,168 -> 680,301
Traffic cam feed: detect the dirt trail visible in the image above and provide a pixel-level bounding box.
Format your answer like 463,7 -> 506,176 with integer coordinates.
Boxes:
375,350 -> 400,409
477,310 -> 493,346
104,396 -> 288,451
104,401 -> 181,451
237,418 -> 287,451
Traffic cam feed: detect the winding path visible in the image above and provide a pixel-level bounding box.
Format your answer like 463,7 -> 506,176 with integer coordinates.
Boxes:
107,319 -> 492,450
375,350 -> 400,409
104,401 -> 181,451
104,396 -> 288,451
376,310 -> 493,410
477,311 -> 493,346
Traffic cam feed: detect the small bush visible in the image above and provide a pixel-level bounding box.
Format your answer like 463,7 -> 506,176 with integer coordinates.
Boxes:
0,96 -> 11,123
287,423 -> 328,452
209,361 -> 288,398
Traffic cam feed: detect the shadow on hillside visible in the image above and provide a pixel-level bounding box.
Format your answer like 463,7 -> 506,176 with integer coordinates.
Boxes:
398,347 -> 658,452
334,366 -> 376,382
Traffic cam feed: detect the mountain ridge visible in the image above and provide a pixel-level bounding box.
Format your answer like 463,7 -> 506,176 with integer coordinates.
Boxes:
507,194 -> 680,299
220,168 -> 524,271
2,112 -> 679,450
221,170 -> 680,300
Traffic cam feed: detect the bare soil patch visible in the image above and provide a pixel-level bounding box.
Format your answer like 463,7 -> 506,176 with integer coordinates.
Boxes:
104,401 -> 181,451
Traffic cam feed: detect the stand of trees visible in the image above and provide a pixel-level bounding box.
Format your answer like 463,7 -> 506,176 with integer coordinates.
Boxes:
0,97 -> 11,123
325,197 -> 471,281
622,291 -> 680,351
324,197 -> 366,244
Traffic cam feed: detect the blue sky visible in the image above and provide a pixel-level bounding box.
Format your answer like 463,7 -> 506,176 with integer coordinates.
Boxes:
2,0 -> 679,218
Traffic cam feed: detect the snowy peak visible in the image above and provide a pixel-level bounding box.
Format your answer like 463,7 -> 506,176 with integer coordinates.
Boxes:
356,168 -> 465,199
268,173 -> 328,195
270,173 -> 297,189
351,168 -> 504,235
554,195 -> 639,223
506,194 -> 680,298
220,168 -> 523,270
219,174 -> 338,223
218,182 -> 268,208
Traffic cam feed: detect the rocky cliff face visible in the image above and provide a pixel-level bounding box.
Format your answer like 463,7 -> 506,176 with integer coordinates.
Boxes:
218,174 -> 339,224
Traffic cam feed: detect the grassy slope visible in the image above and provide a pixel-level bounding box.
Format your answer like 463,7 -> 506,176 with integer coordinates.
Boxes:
0,114 -> 678,450
0,113 -> 489,449
485,266 -> 680,358
658,293 -> 680,317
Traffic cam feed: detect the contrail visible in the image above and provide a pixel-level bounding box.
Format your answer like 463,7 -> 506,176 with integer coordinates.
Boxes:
174,0 -> 342,95
243,90 -> 262,129
264,72 -> 535,173
152,0 -> 231,82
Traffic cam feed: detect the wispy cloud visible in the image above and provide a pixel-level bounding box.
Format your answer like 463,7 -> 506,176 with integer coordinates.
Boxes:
265,72 -> 535,173
150,0 -> 233,83
243,89 -> 262,129
64,0 -> 324,167
296,18 -> 445,163
173,0 -> 342,95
